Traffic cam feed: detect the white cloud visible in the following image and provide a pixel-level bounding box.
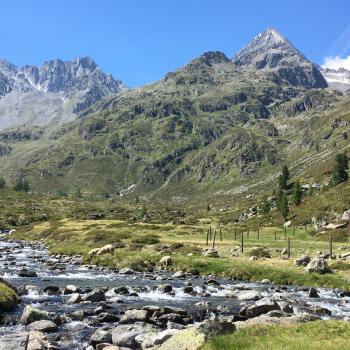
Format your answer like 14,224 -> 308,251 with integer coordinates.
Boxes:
322,55 -> 350,70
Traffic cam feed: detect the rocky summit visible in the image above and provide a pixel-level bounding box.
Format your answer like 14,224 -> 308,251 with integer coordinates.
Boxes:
0,56 -> 127,130
233,27 -> 327,89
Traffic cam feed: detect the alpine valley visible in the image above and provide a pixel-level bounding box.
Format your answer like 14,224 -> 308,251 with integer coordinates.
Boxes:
1,26 -> 350,350
0,27 -> 349,205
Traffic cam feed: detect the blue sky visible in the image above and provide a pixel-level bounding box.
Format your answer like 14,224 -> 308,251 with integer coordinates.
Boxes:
2,0 -> 350,87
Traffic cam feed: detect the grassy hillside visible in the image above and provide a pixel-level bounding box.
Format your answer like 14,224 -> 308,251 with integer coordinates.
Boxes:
0,51 -> 347,205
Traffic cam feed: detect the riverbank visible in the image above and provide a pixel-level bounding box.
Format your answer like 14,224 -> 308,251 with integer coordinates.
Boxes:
1,239 -> 350,349
12,217 -> 350,291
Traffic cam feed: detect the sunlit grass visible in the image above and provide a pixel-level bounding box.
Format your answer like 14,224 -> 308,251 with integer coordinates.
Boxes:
201,321 -> 350,350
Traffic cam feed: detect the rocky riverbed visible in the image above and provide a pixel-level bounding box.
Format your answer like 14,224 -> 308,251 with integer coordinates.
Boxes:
0,238 -> 350,350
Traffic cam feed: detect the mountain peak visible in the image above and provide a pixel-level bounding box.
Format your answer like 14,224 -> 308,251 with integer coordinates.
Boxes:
233,27 -> 327,89
233,27 -> 303,68
259,27 -> 290,45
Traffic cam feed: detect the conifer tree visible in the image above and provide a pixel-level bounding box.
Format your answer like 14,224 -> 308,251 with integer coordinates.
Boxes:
280,193 -> 289,220
0,175 -> 5,189
332,153 -> 348,185
292,181 -> 302,205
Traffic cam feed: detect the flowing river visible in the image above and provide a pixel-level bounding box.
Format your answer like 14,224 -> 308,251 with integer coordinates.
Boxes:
0,237 -> 350,349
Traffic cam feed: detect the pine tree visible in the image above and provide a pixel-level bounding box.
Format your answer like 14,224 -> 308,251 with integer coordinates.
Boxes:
332,153 -> 348,185
280,193 -> 289,220
23,179 -> 30,192
292,181 -> 302,205
0,175 -> 5,189
13,177 -> 24,191
278,165 -> 290,190
276,186 -> 283,211
74,187 -> 82,198
259,194 -> 271,215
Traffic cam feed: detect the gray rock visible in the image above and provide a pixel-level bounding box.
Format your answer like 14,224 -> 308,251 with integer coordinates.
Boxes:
308,287 -> 319,298
43,285 -> 60,295
20,305 -> 51,325
90,328 -> 112,346
119,268 -> 135,275
17,269 -> 37,277
67,293 -> 82,304
199,318 -> 236,336
157,284 -> 173,293
82,289 -> 106,302
0,333 -> 28,350
172,271 -> 186,278
98,312 -> 119,323
304,257 -> 331,274
27,320 -> 57,332
294,255 -> 311,267
245,298 -> 281,317
119,309 -> 150,324
153,329 -> 179,345
202,248 -> 219,258
111,323 -> 157,348
237,290 -> 261,301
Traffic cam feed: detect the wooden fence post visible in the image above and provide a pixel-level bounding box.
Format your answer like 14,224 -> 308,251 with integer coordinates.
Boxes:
209,226 -> 212,241
220,228 -> 223,241
206,229 -> 209,246
257,224 -> 260,240
293,226 -> 296,237
234,225 -> 237,241
241,233 -> 244,253
287,238 -> 291,259
284,227 -> 287,239
274,231 -> 277,241
329,236 -> 333,258
212,230 -> 216,250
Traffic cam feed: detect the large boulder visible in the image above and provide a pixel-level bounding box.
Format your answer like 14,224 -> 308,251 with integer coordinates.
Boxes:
27,320 -> 58,332
245,298 -> 281,318
304,257 -> 331,274
119,309 -> 151,324
90,328 -> 112,346
199,319 -> 236,337
112,323 -> 157,348
81,289 -> 106,302
0,333 -> 28,350
20,305 -> 51,325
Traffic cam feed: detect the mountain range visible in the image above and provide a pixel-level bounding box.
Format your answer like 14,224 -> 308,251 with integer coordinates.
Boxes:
0,27 -> 349,205
0,56 -> 127,130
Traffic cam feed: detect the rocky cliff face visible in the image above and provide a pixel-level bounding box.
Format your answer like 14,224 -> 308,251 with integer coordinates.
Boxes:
233,27 -> 327,89
0,57 -> 127,130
